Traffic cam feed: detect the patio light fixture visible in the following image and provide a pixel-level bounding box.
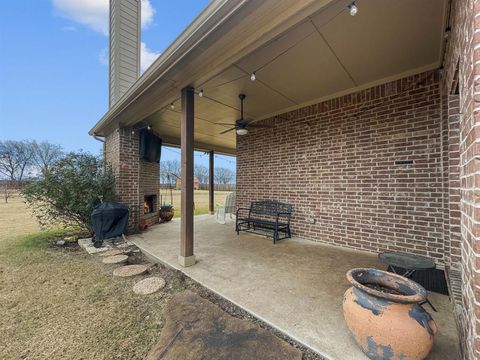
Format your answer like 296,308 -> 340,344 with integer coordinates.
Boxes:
236,128 -> 248,136
348,2 -> 358,16
250,72 -> 256,81
199,89 -> 204,97
170,102 -> 175,110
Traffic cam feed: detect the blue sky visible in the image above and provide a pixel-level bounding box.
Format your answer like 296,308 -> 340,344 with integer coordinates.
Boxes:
0,0 -> 235,171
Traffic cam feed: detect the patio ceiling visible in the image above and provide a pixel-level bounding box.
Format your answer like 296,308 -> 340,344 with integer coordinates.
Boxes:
90,0 -> 447,155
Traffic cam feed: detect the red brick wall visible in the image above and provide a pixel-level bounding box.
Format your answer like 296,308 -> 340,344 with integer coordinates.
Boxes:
105,127 -> 160,231
441,0 -> 480,357
237,70 -> 446,261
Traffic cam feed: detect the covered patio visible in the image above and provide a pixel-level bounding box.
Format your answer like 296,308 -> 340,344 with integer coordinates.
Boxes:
90,0 -> 480,357
130,215 -> 460,360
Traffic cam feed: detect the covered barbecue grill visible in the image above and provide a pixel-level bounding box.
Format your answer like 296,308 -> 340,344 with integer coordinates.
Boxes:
91,202 -> 129,248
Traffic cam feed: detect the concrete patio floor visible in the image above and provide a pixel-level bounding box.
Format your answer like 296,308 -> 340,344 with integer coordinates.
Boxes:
130,215 -> 460,360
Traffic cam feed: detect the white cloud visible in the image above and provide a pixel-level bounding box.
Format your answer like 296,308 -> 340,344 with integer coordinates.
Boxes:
62,25 -> 77,32
141,42 -> 160,73
141,0 -> 155,29
99,47 -> 109,66
52,0 -> 155,35
52,0 -> 109,35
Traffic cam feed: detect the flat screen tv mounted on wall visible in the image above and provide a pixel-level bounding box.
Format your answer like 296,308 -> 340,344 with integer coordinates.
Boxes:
139,129 -> 162,163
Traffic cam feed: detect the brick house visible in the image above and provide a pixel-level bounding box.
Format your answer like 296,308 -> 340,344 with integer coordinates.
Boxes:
90,0 -> 480,357
175,177 -> 200,190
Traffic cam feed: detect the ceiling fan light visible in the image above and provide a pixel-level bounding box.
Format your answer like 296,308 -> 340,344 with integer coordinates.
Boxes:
348,2 -> 358,16
236,128 -> 248,136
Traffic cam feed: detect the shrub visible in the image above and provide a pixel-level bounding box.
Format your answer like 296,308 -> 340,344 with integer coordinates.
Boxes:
22,152 -> 117,234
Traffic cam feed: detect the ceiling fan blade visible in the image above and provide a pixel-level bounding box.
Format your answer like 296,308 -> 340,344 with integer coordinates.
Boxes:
219,127 -> 237,134
215,122 -> 236,126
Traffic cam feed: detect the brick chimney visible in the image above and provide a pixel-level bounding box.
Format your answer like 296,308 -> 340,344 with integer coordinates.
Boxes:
109,0 -> 141,107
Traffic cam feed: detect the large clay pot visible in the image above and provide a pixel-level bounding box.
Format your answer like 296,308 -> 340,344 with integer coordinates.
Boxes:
343,268 -> 437,360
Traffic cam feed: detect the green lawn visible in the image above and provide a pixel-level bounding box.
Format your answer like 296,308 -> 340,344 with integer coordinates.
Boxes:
0,230 -> 192,359
158,189 -> 231,217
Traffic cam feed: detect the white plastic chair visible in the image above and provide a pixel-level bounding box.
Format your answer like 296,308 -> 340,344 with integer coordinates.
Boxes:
216,191 -> 236,224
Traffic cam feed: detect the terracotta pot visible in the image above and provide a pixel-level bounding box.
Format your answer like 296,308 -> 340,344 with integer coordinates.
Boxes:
343,268 -> 437,360
159,208 -> 174,222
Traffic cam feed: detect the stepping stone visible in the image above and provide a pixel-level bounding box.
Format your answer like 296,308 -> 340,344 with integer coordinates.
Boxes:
133,277 -> 166,295
113,264 -> 148,278
97,249 -> 123,257
78,238 -> 112,254
146,291 -> 302,360
102,254 -> 129,265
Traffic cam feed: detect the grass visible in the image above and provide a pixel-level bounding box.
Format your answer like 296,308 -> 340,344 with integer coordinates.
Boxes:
0,229 -> 193,359
0,190 -> 232,359
0,193 -> 40,241
159,189 -> 231,217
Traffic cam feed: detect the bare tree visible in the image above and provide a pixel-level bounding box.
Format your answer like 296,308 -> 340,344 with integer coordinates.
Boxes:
160,159 -> 182,206
194,164 -> 209,185
214,167 -> 235,185
3,182 -> 11,203
0,140 -> 35,185
32,141 -> 64,174
160,160 -> 181,186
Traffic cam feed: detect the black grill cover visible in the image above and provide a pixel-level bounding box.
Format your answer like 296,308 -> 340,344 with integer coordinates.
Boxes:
91,202 -> 129,241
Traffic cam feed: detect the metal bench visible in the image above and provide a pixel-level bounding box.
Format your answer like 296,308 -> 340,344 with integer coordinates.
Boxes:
236,200 -> 292,244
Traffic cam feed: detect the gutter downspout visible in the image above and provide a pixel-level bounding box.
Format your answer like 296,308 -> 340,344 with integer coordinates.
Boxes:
92,135 -> 107,162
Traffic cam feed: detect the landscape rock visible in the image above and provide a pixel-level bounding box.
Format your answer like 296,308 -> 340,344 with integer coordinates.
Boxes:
116,241 -> 133,249
78,238 -> 112,254
133,277 -> 166,295
97,249 -> 123,257
102,254 -> 129,265
146,291 -> 302,360
113,264 -> 148,277
56,240 -> 65,246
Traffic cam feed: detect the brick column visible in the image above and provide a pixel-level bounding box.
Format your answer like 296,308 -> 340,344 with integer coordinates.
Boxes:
104,127 -> 159,233
105,128 -> 140,232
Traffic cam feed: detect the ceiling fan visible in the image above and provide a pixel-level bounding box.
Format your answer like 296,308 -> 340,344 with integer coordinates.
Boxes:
216,94 -> 273,135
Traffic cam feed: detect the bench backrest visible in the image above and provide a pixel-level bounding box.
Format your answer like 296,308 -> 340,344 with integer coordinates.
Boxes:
249,200 -> 292,218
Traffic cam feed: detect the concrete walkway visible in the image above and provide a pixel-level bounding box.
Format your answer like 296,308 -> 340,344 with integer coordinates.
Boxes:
130,215 -> 460,360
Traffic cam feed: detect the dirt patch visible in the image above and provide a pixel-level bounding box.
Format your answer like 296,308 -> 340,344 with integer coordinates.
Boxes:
146,291 -> 302,360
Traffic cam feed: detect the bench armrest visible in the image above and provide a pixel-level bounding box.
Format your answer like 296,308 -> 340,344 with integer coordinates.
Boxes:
276,212 -> 292,223
236,207 -> 251,217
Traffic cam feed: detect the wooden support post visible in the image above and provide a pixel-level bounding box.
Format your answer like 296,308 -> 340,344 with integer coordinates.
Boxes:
209,151 -> 214,215
179,86 -> 195,267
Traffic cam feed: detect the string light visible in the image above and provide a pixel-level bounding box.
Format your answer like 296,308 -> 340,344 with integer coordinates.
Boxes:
154,4 -> 349,121
348,2 -> 358,16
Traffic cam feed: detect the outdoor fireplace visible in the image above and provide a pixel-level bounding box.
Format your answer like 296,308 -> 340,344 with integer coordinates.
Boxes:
143,194 -> 157,214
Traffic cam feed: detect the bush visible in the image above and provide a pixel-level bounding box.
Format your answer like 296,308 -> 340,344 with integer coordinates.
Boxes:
22,152 -> 117,234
